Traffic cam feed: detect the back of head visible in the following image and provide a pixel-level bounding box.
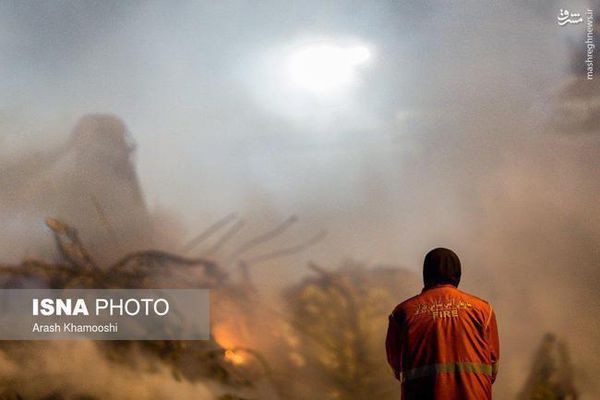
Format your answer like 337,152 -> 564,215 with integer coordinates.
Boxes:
423,247 -> 461,288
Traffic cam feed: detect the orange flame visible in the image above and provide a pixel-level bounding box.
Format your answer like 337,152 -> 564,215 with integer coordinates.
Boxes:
224,349 -> 246,365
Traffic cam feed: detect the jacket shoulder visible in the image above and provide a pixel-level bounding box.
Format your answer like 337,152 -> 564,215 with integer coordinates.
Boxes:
457,290 -> 493,311
392,293 -> 421,314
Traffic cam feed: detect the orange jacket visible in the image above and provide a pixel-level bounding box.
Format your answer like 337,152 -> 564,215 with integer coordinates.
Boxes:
386,284 -> 499,400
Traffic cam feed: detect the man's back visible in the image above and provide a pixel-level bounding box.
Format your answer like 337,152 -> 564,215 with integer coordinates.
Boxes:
386,248 -> 499,400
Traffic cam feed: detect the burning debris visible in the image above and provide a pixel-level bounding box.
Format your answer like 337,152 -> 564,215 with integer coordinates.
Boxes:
0,212 -> 327,400
0,218 -> 223,289
282,261 -> 418,400
0,217 -> 252,399
0,114 -> 332,400
0,217 -> 586,400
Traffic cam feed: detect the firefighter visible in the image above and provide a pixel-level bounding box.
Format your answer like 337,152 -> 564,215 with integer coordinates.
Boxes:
386,247 -> 499,399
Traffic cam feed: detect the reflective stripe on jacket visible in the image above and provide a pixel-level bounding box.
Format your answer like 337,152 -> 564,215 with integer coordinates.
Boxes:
386,284 -> 500,400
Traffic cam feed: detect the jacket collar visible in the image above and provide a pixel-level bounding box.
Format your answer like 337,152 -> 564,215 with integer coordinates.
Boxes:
421,284 -> 457,293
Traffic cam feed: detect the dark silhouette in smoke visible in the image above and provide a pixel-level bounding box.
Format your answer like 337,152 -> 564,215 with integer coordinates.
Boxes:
0,114 -> 154,264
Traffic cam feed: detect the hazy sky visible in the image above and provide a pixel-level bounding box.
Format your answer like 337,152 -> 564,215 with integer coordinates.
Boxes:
0,0 -> 577,268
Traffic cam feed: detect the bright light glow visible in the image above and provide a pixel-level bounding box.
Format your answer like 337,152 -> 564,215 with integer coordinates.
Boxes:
224,349 -> 246,365
287,43 -> 371,94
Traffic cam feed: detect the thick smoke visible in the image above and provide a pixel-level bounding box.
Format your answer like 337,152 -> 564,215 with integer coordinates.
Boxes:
0,1 -> 599,399
0,341 -> 214,399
